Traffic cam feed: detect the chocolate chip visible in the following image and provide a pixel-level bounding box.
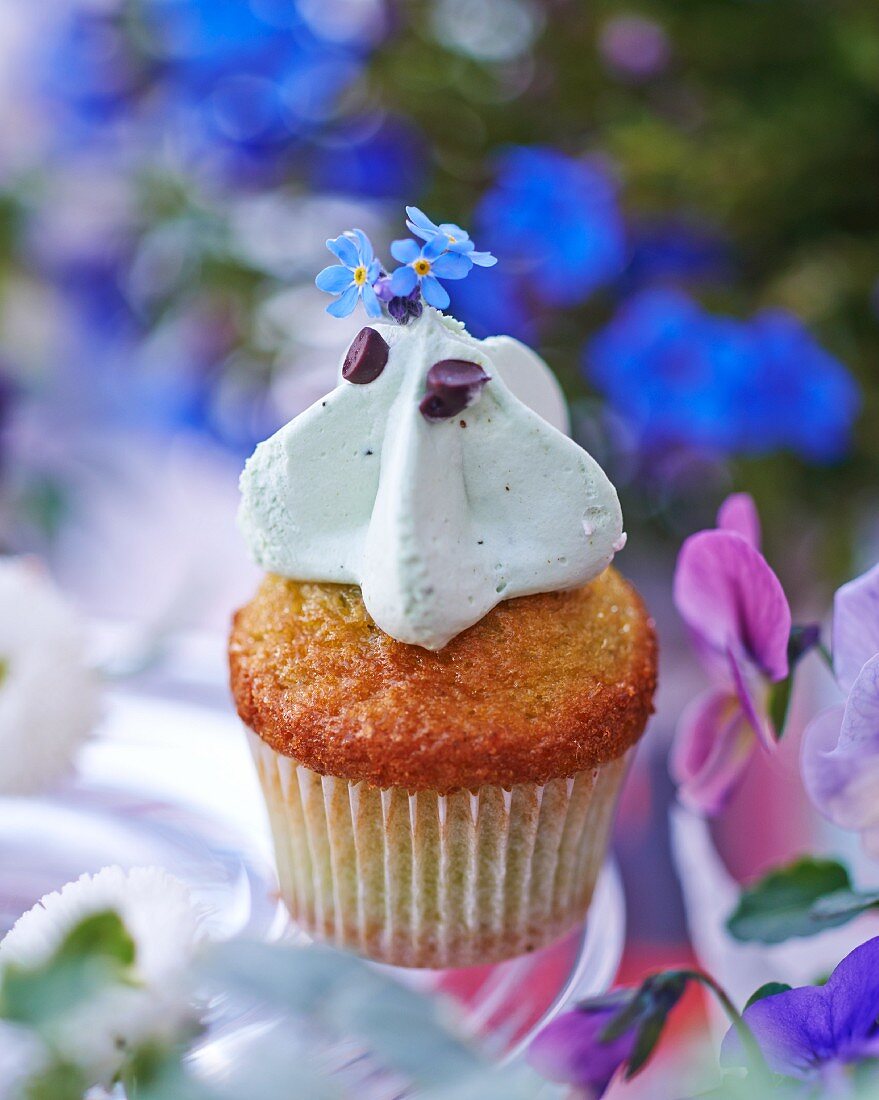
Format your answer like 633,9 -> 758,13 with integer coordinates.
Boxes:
419,359 -> 490,422
343,328 -> 390,385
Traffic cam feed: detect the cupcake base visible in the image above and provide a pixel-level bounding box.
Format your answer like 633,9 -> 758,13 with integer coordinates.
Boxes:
248,729 -> 629,969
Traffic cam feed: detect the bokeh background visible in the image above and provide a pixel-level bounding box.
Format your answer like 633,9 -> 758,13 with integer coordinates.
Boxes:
1,0 -> 878,1086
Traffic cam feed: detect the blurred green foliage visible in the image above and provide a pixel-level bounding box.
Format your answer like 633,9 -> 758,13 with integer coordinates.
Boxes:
374,0 -> 879,584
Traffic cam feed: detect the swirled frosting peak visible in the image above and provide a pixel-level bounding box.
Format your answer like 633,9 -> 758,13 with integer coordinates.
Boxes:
239,307 -> 624,650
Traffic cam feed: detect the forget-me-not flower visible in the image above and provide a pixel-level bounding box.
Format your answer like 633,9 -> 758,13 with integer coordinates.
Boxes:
389,235 -> 471,310
315,230 -> 382,318
405,206 -> 497,267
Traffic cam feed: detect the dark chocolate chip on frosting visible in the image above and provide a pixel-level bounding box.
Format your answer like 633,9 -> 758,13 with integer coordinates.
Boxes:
420,359 -> 490,422
343,328 -> 390,385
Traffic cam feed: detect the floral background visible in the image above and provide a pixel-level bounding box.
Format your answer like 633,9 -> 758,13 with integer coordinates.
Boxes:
2,0 -> 879,1097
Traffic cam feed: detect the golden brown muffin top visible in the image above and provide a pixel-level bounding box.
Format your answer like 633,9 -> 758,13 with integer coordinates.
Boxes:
229,568 -> 657,793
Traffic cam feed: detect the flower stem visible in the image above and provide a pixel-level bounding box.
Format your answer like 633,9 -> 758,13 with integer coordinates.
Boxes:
676,969 -> 771,1083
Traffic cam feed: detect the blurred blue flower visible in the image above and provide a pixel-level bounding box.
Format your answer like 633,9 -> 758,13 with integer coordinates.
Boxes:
585,289 -> 859,461
447,266 -> 537,343
38,0 -> 380,175
405,207 -> 496,267
625,217 -> 729,289
586,289 -> 750,452
740,309 -> 860,463
476,147 -> 626,306
389,236 -> 471,310
40,8 -> 148,121
310,118 -> 428,200
316,230 -> 381,318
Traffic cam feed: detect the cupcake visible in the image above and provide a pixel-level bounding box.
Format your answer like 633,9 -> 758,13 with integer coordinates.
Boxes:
229,211 -> 657,968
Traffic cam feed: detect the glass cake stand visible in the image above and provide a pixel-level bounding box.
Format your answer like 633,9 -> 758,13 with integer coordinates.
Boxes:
0,665 -> 625,1077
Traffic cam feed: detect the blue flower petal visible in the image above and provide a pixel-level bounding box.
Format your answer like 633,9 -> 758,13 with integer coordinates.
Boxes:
315,265 -> 354,293
391,238 -> 420,263
421,274 -> 450,309
326,234 -> 359,268
422,234 -> 448,261
366,258 -> 382,282
440,222 -> 469,242
431,252 -> 473,279
361,282 -> 382,318
390,265 -> 418,295
326,284 -> 359,317
405,206 -> 437,241
351,228 -> 373,265
406,205 -> 434,228
469,250 -> 498,268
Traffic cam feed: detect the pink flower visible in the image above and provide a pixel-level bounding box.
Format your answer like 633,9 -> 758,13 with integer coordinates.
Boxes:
672,493 -> 792,814
802,561 -> 879,854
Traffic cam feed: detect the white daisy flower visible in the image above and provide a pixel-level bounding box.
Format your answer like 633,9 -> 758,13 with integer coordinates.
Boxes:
0,1022 -> 44,1100
0,558 -> 99,795
0,866 -> 203,1086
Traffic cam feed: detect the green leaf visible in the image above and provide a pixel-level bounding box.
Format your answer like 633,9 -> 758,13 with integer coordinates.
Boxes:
768,674 -> 793,739
52,910 -> 136,968
122,1046 -> 217,1100
727,858 -> 879,943
23,1061 -> 88,1100
201,940 -> 485,1090
771,625 -> 822,739
598,971 -> 688,1081
744,982 -> 792,1010
625,1011 -> 666,1079
0,910 -> 137,1028
812,888 -> 879,922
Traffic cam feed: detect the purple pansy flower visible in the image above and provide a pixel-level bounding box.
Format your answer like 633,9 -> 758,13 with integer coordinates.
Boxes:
315,230 -> 382,319
672,493 -> 791,814
527,999 -> 637,1097
405,206 -> 497,267
722,937 -> 879,1081
389,234 -> 472,310
802,561 -> 879,855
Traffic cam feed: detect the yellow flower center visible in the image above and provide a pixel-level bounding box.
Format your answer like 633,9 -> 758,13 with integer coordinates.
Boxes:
447,234 -> 457,243
414,258 -> 431,276
353,265 -> 368,285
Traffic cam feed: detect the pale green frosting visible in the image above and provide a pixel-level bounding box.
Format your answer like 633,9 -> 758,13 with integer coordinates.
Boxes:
239,308 -> 624,650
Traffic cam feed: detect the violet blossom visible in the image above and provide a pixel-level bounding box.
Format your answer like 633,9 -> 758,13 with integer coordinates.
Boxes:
802,561 -> 879,854
672,493 -> 791,814
722,936 -> 879,1082
527,998 -> 637,1098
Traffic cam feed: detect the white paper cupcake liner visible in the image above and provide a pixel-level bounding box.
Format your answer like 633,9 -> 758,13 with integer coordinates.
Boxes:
248,728 -> 629,968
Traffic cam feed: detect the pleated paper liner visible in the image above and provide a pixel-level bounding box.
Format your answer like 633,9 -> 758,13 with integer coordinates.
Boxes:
248,728 -> 629,969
